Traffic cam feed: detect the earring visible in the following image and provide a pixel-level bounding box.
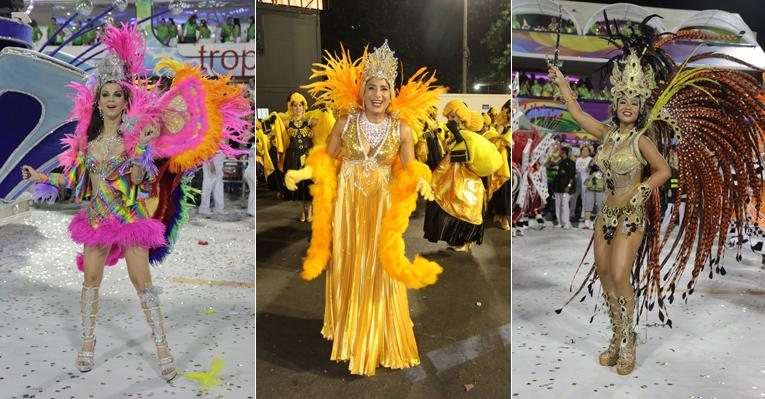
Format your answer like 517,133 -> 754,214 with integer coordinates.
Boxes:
98,108 -> 103,118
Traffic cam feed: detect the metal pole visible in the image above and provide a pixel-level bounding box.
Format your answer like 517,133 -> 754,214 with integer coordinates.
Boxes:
462,0 -> 468,93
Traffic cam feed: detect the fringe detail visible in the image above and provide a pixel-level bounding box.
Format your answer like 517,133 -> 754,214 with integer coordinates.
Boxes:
134,145 -> 159,178
301,146 -> 338,280
379,159 -> 442,289
31,183 -> 59,204
68,210 -> 167,249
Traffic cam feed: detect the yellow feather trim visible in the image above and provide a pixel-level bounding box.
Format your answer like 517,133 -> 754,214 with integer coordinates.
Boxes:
302,44 -> 366,118
301,146 -> 338,280
379,159 -> 443,289
390,67 -> 447,133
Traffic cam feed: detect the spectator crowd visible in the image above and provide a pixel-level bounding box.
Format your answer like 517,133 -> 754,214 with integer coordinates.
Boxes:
32,14 -> 256,47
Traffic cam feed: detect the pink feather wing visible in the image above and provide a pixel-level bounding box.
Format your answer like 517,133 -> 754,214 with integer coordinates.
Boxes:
150,77 -> 209,161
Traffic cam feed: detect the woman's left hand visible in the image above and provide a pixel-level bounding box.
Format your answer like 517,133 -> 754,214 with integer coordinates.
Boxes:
139,124 -> 160,145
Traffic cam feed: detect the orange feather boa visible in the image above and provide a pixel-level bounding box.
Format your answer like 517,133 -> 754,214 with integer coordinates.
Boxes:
379,159 -> 443,288
300,146 -> 338,280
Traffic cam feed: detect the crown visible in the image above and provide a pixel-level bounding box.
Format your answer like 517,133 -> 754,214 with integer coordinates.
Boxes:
363,40 -> 398,85
96,54 -> 127,87
609,52 -> 656,100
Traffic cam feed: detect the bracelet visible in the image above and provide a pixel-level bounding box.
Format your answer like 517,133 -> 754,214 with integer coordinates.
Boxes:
560,93 -> 578,104
38,173 -> 49,184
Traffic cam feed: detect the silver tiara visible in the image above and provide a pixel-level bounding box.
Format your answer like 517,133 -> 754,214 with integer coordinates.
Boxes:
96,54 -> 127,87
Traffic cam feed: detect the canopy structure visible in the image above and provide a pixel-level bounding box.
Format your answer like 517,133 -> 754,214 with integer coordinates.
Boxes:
582,3 -> 667,34
512,0 -> 583,35
512,1 -> 765,70
675,9 -> 756,45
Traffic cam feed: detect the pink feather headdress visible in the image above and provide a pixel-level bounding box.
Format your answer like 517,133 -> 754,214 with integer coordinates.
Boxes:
58,23 -> 147,168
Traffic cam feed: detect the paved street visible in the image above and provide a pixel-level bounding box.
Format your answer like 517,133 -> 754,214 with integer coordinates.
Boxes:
256,186 -> 511,398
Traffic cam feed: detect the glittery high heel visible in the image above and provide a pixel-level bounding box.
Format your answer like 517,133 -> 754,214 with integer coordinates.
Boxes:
598,293 -> 620,367
76,285 -> 99,372
138,285 -> 177,381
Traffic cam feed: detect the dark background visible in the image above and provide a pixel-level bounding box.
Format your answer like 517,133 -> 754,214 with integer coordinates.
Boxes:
320,0 -> 509,93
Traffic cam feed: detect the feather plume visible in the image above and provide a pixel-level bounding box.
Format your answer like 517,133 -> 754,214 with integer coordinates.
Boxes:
302,44 -> 365,117
31,183 -> 59,204
100,23 -> 147,77
635,56 -> 765,325
389,67 -> 446,133
59,82 -> 95,169
183,357 -> 224,391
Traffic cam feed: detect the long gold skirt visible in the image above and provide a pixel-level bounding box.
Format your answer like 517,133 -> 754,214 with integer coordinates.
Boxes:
321,161 -> 420,376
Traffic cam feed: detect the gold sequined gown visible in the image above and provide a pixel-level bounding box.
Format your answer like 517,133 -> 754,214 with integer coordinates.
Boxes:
321,112 -> 420,376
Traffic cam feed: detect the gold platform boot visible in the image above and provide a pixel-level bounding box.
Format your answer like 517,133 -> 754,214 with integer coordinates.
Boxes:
598,293 -> 621,366
616,294 -> 636,375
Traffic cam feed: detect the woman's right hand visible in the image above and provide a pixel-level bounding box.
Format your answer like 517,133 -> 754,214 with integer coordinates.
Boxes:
20,165 -> 40,182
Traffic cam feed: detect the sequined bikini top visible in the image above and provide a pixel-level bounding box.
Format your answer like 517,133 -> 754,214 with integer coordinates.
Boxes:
595,129 -> 646,190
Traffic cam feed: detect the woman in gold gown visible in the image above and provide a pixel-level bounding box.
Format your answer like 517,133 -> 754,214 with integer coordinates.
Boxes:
549,57 -> 670,375
286,41 -> 444,376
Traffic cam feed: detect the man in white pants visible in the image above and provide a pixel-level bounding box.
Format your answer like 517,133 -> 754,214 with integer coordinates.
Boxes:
199,152 -> 226,215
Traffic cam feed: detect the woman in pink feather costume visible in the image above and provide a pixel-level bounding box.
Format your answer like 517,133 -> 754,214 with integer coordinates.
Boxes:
20,24 -> 182,382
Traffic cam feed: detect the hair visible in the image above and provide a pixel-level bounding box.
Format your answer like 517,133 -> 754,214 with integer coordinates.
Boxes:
86,82 -> 131,143
560,146 -> 570,156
